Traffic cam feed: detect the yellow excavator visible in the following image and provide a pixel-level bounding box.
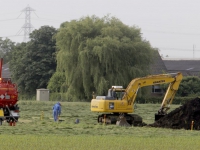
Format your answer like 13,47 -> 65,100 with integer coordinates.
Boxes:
91,72 -> 183,126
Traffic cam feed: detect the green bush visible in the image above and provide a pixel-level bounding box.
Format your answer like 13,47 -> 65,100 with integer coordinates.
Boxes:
18,93 -> 36,100
177,76 -> 200,97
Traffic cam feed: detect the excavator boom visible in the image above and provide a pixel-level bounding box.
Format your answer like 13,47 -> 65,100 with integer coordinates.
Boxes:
123,72 -> 183,113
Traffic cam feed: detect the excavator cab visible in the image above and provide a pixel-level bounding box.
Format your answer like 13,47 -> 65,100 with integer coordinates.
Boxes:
95,86 -> 125,101
107,86 -> 125,100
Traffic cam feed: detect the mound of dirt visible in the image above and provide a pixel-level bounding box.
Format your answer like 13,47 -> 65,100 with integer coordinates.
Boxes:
149,97 -> 200,130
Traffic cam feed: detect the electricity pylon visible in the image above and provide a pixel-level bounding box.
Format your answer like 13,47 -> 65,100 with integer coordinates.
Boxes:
16,5 -> 35,42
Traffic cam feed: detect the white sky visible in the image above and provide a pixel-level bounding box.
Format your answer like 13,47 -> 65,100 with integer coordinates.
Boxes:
1,0 -> 200,59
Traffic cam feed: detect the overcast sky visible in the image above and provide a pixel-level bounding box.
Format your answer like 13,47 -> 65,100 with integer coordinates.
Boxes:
1,0 -> 200,59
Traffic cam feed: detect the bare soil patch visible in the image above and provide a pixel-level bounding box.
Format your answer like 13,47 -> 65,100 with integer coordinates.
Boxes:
149,97 -> 200,130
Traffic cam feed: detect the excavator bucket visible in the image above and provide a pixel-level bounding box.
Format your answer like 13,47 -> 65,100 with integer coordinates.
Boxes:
116,115 -> 131,127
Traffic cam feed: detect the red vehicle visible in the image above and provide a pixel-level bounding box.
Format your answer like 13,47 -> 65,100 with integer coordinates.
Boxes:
0,58 -> 19,126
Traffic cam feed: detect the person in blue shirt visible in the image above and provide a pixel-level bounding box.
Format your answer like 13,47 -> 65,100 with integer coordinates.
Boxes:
52,102 -> 61,121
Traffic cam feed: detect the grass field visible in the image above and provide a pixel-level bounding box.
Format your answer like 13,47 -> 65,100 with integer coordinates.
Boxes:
0,101 -> 200,150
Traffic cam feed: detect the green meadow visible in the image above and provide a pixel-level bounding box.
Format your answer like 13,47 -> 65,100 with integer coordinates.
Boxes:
0,101 -> 200,150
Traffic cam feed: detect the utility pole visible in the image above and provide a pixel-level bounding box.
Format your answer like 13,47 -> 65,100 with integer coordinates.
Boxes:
193,44 -> 195,59
16,5 -> 35,42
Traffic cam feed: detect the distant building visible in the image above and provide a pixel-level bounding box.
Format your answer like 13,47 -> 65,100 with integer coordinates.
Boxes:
163,59 -> 200,77
150,50 -> 167,75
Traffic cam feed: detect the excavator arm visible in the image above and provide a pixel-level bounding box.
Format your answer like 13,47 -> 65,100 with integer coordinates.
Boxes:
158,73 -> 183,114
122,72 -> 183,114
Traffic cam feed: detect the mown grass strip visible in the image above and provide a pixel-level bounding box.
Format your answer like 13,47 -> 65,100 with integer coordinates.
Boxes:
0,135 -> 200,150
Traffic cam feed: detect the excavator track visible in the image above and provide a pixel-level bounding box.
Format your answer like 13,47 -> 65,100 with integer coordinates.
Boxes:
97,113 -> 143,126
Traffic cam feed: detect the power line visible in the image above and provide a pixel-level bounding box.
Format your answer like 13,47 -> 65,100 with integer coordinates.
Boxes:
0,35 -> 23,38
32,18 -> 62,23
0,17 -> 61,23
0,11 -> 21,16
159,47 -> 200,51
143,29 -> 200,36
0,18 -> 24,22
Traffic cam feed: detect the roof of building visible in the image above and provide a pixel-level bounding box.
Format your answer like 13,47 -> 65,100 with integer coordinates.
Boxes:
150,50 -> 167,74
163,60 -> 200,71
163,60 -> 200,76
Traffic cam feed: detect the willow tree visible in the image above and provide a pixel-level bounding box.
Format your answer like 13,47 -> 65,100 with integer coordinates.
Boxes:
55,15 -> 155,100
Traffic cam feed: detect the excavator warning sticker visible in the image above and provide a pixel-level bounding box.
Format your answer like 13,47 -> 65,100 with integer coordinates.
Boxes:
153,80 -> 165,84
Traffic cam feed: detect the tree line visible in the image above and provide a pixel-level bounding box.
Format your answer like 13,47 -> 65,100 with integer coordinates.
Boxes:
1,15 -> 197,101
